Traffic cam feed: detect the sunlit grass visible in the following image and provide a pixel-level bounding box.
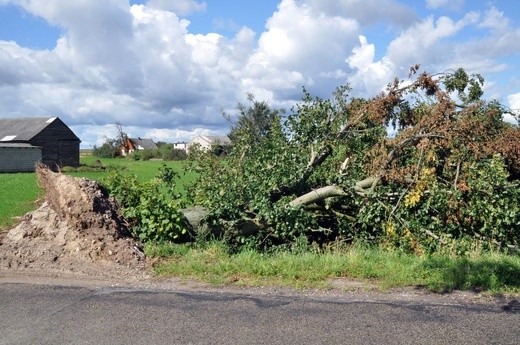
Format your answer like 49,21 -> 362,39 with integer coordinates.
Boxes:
0,173 -> 43,230
148,242 -> 520,294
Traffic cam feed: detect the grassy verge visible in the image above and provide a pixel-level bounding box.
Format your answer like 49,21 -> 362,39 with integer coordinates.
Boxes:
147,242 -> 520,294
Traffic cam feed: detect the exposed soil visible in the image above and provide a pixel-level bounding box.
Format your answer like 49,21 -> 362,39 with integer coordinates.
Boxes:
0,165 -> 147,280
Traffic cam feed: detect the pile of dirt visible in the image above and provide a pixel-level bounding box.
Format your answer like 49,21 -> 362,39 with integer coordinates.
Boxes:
0,165 -> 146,279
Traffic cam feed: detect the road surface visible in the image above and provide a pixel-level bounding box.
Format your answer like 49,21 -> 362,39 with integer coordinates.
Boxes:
1,280 -> 519,344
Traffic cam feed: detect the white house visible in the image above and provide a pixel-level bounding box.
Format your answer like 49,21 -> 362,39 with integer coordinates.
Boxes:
187,135 -> 232,152
173,142 -> 188,151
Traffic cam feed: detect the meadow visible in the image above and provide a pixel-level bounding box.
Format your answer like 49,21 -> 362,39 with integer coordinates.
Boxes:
0,172 -> 43,229
0,157 -> 194,230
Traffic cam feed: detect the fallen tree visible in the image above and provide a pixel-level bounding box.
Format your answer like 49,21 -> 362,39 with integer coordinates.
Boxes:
188,67 -> 520,252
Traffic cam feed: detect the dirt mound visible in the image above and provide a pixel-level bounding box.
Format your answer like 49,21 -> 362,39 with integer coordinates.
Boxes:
0,165 -> 146,278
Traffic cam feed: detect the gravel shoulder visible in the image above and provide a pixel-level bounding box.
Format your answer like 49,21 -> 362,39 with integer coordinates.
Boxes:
2,265 -> 519,313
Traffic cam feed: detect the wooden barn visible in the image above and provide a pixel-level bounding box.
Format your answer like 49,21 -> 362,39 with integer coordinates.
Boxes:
0,117 -> 81,172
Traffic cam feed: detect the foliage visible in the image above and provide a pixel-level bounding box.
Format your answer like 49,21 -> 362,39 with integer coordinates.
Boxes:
103,164 -> 189,243
226,93 -> 283,143
92,122 -> 128,158
92,142 -> 118,158
128,143 -> 187,161
128,148 -> 158,161
157,142 -> 188,160
189,66 -> 520,253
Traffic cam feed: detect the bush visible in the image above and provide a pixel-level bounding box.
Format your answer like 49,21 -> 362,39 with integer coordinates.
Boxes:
92,143 -> 117,158
103,165 -> 189,243
163,148 -> 187,161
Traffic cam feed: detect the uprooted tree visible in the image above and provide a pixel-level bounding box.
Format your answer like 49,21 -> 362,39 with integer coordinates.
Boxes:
188,66 -> 520,253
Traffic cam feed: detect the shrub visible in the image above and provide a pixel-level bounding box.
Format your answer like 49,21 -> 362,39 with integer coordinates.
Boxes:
103,164 -> 189,243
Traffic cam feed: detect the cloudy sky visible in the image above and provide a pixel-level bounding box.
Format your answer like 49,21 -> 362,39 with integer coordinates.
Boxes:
0,0 -> 519,148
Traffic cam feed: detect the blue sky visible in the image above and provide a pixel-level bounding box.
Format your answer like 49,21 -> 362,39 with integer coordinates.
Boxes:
0,0 -> 519,148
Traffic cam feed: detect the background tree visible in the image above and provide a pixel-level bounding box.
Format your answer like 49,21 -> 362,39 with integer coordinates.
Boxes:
114,122 -> 128,148
226,93 -> 283,144
92,122 -> 128,158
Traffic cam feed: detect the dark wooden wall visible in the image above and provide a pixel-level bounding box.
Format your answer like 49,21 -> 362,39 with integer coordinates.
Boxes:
31,119 -> 80,168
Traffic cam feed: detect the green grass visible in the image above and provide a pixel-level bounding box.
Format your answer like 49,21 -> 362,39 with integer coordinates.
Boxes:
70,156 -> 196,187
148,242 -> 520,294
0,172 -> 43,230
0,157 -> 196,230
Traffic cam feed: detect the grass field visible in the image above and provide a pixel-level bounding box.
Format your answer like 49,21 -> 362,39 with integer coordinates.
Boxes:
0,172 -> 43,230
0,157 -> 196,230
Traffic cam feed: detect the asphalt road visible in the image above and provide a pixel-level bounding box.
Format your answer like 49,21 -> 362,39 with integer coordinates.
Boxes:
1,282 -> 519,345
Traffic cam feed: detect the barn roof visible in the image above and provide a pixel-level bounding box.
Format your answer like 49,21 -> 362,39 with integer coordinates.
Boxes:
0,117 -> 54,141
0,117 -> 78,142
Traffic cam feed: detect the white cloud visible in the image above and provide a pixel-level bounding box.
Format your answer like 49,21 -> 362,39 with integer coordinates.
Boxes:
144,127 -> 212,143
346,36 -> 394,95
506,93 -> 520,124
146,0 -> 206,16
479,6 -> 508,31
243,0 -> 359,99
305,0 -> 418,27
386,13 -> 479,68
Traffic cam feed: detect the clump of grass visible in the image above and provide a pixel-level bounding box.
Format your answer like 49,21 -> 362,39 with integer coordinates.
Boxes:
148,241 -> 520,294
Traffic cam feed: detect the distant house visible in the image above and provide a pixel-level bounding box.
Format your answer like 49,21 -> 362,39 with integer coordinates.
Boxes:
173,142 -> 188,151
119,137 -> 158,156
0,117 -> 81,172
187,135 -> 233,154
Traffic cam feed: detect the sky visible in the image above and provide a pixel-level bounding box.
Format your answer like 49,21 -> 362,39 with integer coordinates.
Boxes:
0,0 -> 519,148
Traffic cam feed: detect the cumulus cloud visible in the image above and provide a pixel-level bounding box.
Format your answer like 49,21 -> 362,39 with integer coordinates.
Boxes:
386,13 -> 479,69
346,36 -> 394,95
0,0 -> 519,148
506,93 -> 520,124
146,0 -> 206,16
243,0 -> 359,100
343,6 -> 519,96
305,0 -> 418,28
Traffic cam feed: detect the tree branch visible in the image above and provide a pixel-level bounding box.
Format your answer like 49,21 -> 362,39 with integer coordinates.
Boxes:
289,185 -> 347,207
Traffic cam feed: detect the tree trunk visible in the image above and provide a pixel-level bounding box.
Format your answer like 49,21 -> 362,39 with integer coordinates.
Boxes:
289,185 -> 347,207
180,206 -> 208,231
